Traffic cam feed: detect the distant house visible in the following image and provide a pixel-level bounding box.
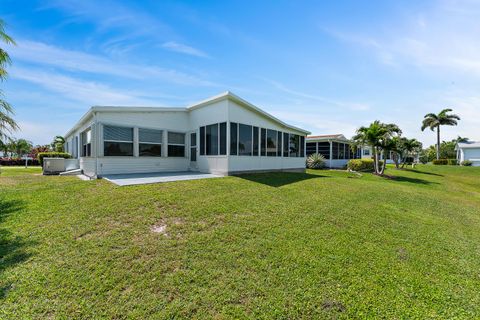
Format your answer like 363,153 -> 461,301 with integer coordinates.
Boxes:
306,134 -> 360,168
456,141 -> 480,166
64,92 -> 310,178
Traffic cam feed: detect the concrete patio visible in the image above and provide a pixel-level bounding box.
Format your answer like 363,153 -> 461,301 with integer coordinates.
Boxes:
101,171 -> 222,186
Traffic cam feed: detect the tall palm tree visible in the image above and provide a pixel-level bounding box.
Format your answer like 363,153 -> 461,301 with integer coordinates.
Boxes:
421,109 -> 460,160
353,121 -> 401,175
0,19 -> 18,145
52,135 -> 65,152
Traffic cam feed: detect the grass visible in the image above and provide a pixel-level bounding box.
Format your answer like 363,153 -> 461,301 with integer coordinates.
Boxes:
1,165 -> 480,319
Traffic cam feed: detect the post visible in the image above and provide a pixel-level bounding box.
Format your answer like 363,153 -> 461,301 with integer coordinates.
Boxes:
329,140 -> 333,168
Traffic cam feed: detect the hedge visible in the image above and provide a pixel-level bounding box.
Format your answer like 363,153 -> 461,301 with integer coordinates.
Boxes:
461,160 -> 473,166
0,158 -> 40,166
432,159 -> 458,165
347,159 -> 384,172
37,152 -> 71,166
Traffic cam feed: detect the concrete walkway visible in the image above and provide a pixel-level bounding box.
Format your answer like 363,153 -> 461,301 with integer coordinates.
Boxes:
101,171 -> 222,186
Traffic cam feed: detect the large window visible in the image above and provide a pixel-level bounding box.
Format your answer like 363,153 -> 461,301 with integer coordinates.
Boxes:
267,129 -> 277,157
277,132 -> 283,156
300,136 -> 305,157
81,128 -> 92,157
331,142 -> 339,160
230,122 -> 238,155
318,142 -> 330,159
200,122 -> 227,156
238,124 -> 253,156
289,134 -> 300,157
220,122 -> 227,155
168,132 -> 185,157
260,128 -> 267,156
206,123 -> 218,155
306,142 -> 316,156
139,128 -> 162,157
339,143 -> 346,159
283,132 -> 289,157
253,127 -> 259,156
104,125 -> 133,156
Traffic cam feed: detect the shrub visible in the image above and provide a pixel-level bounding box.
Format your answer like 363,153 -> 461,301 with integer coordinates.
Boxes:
461,160 -> 473,166
306,153 -> 326,169
447,159 -> 458,165
347,159 -> 384,172
432,159 -> 448,165
37,152 -> 71,166
0,157 -> 40,166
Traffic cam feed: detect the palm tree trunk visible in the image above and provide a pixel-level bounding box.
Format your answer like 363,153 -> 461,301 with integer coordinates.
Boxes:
436,126 -> 440,160
380,151 -> 387,175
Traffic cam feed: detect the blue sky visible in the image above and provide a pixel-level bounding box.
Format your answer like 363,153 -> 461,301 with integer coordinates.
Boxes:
1,0 -> 479,145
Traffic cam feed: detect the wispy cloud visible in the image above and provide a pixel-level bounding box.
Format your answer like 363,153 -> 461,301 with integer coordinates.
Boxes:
265,79 -> 371,111
10,40 -> 216,86
161,41 -> 210,58
10,66 -> 161,106
325,0 -> 480,76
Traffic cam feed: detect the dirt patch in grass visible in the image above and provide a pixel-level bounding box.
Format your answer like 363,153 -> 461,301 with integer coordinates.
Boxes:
322,299 -> 346,313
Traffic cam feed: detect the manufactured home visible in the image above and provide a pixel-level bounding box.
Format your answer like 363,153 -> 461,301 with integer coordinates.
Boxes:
456,141 -> 480,166
63,92 -> 310,178
306,134 -> 360,168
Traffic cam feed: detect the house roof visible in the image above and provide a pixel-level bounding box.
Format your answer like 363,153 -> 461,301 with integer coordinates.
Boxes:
456,141 -> 480,149
306,134 -> 349,142
65,91 -> 310,137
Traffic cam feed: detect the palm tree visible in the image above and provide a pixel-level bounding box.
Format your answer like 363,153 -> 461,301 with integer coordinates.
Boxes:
0,19 -> 18,145
421,109 -> 460,160
52,135 -> 65,152
12,138 -> 33,157
400,138 -> 422,168
353,121 -> 401,175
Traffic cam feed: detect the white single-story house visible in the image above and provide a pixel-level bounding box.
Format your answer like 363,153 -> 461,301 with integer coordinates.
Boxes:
63,92 -> 310,178
456,141 -> 480,166
306,134 -> 360,168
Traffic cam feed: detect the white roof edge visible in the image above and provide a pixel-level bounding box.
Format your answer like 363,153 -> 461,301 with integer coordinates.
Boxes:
187,91 -> 310,135
65,91 -> 310,137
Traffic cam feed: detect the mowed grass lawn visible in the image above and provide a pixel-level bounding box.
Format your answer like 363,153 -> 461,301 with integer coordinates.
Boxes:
1,165 -> 480,319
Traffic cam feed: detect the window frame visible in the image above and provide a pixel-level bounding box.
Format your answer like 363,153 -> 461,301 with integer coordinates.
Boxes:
103,125 -> 134,157
138,128 -> 163,157
167,131 -> 186,158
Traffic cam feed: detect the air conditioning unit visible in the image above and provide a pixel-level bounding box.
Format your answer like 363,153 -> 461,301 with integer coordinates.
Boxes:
43,158 -> 66,175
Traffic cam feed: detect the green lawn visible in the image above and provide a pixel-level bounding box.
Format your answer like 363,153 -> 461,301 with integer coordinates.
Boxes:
1,165 -> 480,319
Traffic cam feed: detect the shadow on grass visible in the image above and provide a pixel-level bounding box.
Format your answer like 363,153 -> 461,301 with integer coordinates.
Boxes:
392,176 -> 439,185
0,198 -> 34,299
236,172 -> 327,187
402,168 -> 444,177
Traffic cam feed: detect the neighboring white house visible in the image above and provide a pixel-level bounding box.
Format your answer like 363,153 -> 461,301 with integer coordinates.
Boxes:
64,92 -> 310,178
306,134 -> 360,168
456,141 -> 480,166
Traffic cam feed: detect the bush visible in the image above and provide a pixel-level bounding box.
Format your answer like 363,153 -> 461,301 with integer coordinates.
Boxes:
432,159 -> 448,165
0,157 -> 40,166
37,152 -> 71,166
447,159 -> 458,165
306,153 -> 326,169
347,159 -> 384,172
461,160 -> 473,166
432,159 -> 458,165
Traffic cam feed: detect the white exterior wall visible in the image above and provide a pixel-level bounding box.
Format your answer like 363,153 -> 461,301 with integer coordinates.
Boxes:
189,100 -> 229,174
227,100 -> 306,173
462,148 -> 480,166
63,94 -> 309,177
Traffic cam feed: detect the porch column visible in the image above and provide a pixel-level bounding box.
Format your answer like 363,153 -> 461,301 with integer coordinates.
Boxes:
329,140 -> 333,168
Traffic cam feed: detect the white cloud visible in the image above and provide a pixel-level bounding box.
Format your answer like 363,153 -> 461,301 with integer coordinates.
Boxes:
265,79 -> 371,111
15,120 -> 69,145
10,40 -> 215,86
162,41 -> 209,58
326,1 -> 480,77
10,66 -> 160,106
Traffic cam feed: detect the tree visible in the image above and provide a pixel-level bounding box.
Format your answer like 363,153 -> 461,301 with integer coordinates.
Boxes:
352,121 -> 401,175
0,19 -> 18,145
421,109 -> 460,160
399,138 -> 422,168
11,138 -> 32,157
52,135 -> 65,152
